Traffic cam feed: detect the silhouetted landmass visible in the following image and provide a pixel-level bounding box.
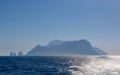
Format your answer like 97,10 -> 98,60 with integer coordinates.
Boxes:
9,51 -> 24,56
27,39 -> 107,56
9,51 -> 16,56
18,51 -> 24,56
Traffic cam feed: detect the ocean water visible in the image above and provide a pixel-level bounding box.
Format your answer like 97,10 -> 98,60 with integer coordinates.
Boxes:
0,56 -> 120,75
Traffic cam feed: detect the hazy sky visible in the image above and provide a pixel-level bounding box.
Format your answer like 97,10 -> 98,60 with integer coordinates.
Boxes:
0,0 -> 120,55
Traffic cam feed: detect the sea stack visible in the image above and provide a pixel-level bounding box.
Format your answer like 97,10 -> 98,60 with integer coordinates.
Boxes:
9,51 -> 16,56
18,51 -> 23,56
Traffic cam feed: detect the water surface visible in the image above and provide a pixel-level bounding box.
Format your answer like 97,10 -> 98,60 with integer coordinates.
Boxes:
0,56 -> 120,75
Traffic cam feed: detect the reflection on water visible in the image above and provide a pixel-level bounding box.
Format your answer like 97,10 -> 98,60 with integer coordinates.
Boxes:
70,56 -> 120,75
0,56 -> 120,75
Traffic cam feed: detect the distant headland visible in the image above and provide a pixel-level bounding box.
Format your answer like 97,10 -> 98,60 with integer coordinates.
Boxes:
27,39 -> 107,56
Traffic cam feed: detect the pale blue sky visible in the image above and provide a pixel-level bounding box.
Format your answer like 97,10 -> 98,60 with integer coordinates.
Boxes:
0,0 -> 120,55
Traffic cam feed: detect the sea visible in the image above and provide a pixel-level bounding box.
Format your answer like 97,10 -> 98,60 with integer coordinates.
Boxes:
0,56 -> 120,75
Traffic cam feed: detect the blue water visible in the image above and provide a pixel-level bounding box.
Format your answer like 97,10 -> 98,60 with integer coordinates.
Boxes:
0,56 -> 120,75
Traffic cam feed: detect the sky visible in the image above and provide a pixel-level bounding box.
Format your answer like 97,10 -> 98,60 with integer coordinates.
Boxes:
0,0 -> 120,55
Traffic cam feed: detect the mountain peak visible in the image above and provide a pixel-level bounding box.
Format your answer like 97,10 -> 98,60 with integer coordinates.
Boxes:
79,39 -> 89,42
47,39 -> 66,47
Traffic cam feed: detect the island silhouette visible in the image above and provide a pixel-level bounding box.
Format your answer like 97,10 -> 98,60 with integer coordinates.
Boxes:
27,39 -> 107,56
